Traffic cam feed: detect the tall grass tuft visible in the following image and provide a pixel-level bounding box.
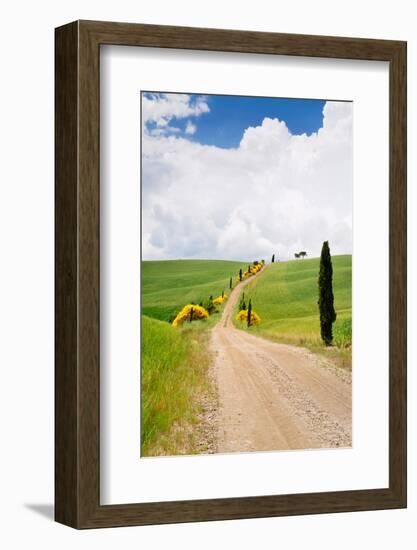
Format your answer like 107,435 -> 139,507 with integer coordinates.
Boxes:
333,318 -> 352,349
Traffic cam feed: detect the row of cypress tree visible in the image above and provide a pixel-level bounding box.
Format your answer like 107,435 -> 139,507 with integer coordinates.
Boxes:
236,244 -> 337,342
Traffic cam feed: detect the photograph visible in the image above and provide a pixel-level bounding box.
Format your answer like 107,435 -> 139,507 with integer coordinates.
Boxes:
140,91 -> 353,457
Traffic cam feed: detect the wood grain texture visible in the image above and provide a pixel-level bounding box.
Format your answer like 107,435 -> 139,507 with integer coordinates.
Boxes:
55,21 -> 79,527
55,20 -> 407,529
388,41 -> 407,505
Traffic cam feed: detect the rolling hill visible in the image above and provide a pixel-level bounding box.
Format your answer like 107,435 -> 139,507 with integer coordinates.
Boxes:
142,259 -> 249,322
235,255 -> 352,348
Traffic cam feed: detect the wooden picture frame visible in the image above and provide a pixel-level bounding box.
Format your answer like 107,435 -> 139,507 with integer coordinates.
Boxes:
55,20 -> 407,529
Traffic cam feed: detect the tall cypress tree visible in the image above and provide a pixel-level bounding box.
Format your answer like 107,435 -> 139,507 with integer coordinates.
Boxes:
247,299 -> 252,327
271,254 -> 275,263
318,241 -> 337,345
229,277 -> 232,289
239,292 -> 246,311
239,268 -> 243,282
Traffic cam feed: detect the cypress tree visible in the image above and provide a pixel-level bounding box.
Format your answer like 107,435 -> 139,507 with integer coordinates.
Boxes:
239,268 -> 243,281
229,277 -> 232,289
222,290 -> 224,298
247,299 -> 252,327
272,254 -> 275,263
318,241 -> 337,345
189,306 -> 194,323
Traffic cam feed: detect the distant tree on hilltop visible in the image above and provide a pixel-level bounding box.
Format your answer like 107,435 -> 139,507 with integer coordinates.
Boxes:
295,251 -> 307,259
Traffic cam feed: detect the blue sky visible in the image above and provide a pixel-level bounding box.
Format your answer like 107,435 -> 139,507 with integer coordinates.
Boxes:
142,92 -> 353,261
143,92 -> 326,148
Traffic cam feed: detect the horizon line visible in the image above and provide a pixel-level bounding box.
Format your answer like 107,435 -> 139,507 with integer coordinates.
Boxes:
141,253 -> 352,262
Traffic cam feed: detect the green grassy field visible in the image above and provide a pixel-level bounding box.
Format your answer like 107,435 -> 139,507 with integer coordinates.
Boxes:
141,315 -> 213,456
141,259 -> 247,455
142,259 -> 249,322
235,255 -> 352,354
141,256 -> 351,455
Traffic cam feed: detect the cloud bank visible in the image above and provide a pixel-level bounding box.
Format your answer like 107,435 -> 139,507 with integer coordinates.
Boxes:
142,97 -> 352,261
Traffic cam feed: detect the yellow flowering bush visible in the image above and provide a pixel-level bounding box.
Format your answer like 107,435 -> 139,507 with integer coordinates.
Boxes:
235,261 -> 263,285
235,309 -> 261,325
172,304 -> 209,327
213,293 -> 228,305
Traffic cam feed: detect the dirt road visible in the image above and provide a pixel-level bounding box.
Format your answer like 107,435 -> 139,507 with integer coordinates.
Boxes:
210,268 -> 352,453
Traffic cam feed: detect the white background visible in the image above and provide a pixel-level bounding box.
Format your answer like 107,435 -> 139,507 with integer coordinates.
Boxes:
101,47 -> 389,504
0,1 -> 415,548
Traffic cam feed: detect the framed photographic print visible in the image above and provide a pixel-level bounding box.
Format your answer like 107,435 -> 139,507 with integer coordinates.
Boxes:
55,20 -> 407,528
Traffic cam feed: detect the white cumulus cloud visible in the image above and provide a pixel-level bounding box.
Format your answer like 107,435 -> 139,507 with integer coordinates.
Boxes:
142,93 -> 209,130
141,100 -> 352,262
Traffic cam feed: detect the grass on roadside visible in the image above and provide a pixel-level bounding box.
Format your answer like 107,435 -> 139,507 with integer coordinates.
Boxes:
141,315 -> 216,457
